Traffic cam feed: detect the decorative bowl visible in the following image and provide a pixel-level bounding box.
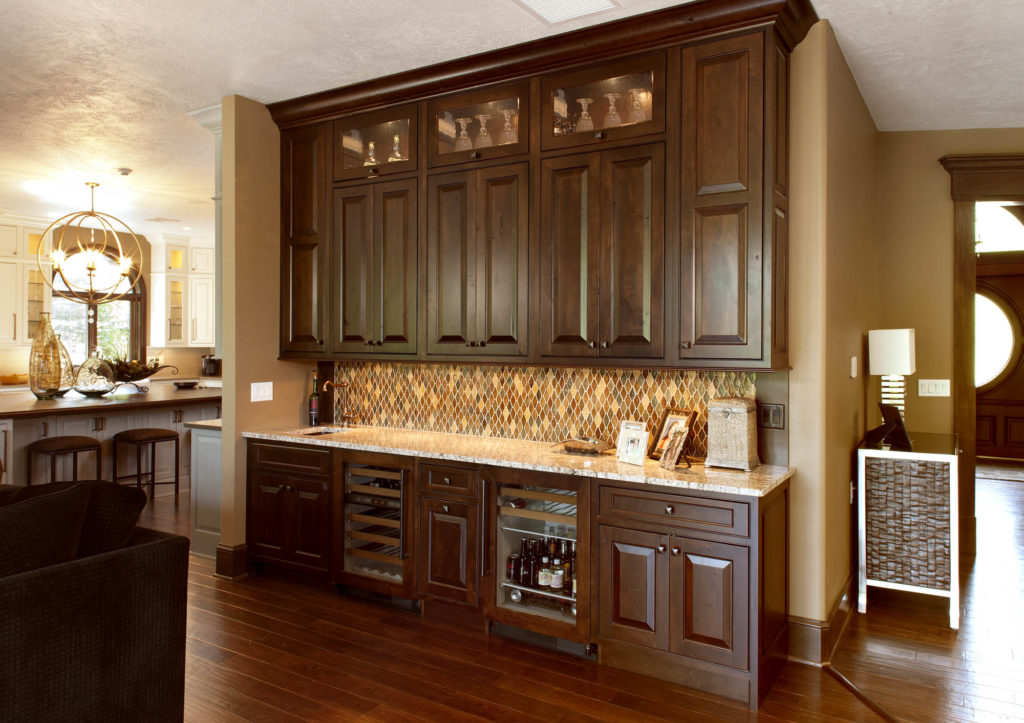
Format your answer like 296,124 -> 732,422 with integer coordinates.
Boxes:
174,381 -> 199,390
111,361 -> 178,383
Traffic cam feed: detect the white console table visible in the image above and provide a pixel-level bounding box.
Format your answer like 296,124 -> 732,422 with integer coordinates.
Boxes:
857,433 -> 959,629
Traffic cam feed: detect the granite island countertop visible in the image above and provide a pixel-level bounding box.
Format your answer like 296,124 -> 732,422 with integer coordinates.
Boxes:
0,385 -> 222,420
243,425 -> 793,498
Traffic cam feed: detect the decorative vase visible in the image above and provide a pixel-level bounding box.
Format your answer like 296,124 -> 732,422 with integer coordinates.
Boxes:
73,349 -> 117,397
53,334 -> 75,397
28,312 -> 61,399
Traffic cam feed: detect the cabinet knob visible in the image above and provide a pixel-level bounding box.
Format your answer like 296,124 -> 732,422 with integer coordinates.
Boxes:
442,504 -> 450,513
671,547 -> 681,556
368,167 -> 379,176
665,505 -> 674,514
600,341 -> 609,349
317,339 -> 324,345
478,341 -> 486,348
364,340 -> 373,345
374,340 -> 383,346
443,477 -> 451,485
587,341 -> 596,348
470,151 -> 480,160
595,131 -> 605,140
681,341 -> 691,349
656,544 -> 667,554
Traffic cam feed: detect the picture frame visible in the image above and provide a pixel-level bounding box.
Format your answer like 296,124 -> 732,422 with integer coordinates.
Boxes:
616,420 -> 649,466
648,407 -> 696,461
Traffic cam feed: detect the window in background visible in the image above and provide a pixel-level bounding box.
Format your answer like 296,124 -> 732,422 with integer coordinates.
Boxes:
975,292 -> 1015,388
975,202 -> 1024,253
50,252 -> 145,366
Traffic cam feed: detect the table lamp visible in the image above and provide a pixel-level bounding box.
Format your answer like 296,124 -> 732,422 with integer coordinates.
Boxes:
868,328 -> 916,418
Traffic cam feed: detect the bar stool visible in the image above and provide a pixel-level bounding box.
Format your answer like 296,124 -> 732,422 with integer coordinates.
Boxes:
112,428 -> 180,498
27,436 -> 102,486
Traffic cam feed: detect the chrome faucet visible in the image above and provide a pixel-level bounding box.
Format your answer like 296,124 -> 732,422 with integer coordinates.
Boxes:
321,380 -> 358,426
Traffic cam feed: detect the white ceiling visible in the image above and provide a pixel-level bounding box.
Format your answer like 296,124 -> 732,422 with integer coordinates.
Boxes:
0,0 -> 1021,244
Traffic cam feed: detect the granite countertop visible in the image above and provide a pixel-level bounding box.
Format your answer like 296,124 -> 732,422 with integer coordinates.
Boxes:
0,385 -> 222,419
243,425 -> 793,498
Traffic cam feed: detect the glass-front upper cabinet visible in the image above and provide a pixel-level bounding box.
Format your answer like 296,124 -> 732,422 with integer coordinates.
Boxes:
427,81 -> 530,167
541,53 -> 665,151
333,104 -> 418,182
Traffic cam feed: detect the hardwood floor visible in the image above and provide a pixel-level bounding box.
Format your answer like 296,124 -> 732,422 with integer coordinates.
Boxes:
143,478 -> 1024,721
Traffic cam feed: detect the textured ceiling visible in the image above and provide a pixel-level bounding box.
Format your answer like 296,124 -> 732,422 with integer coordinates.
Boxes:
0,0 -> 1021,243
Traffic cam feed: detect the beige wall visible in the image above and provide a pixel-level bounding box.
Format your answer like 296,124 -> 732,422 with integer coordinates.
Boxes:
220,94 -> 309,548
876,127 -> 1024,434
790,20 -> 878,621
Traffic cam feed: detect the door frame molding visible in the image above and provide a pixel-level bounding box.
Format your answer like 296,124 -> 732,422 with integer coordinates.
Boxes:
940,153 -> 1024,557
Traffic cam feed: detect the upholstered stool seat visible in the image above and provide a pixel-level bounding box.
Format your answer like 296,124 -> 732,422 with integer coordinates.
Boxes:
27,436 -> 102,487
112,428 -> 179,498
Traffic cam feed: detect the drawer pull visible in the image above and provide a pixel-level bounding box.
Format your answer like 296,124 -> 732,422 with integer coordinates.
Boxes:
671,547 -> 681,556
443,477 -> 451,485
665,505 -> 674,514
442,504 -> 450,513
656,544 -> 666,554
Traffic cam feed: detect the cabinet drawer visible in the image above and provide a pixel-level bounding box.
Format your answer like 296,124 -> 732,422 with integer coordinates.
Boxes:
248,441 -> 331,477
418,462 -> 479,499
600,486 -> 748,538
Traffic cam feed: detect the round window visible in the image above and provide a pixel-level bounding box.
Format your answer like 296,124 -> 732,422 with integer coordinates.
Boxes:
975,293 -> 1016,388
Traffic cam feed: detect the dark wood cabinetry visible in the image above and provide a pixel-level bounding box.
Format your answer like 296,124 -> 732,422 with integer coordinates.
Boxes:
280,125 -> 329,355
417,461 -> 482,606
595,480 -> 788,709
274,6 -> 807,369
427,163 -> 529,356
247,441 -> 332,574
331,178 -> 418,354
540,144 -> 664,359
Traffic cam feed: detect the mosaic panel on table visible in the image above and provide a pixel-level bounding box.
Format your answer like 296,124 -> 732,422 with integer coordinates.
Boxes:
334,363 -> 756,458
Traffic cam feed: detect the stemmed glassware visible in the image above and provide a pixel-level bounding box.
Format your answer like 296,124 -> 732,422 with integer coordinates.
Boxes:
386,134 -> 405,162
604,92 -> 621,127
500,109 -> 518,145
627,88 -> 646,124
363,141 -> 378,166
475,114 -> 493,148
455,118 -> 473,151
575,98 -> 594,132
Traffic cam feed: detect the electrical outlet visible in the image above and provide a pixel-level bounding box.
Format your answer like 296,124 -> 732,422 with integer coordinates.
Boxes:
250,382 -> 273,402
918,379 -> 950,397
757,403 -> 785,430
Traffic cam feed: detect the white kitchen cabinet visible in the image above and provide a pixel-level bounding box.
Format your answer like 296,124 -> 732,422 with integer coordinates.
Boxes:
150,273 -> 188,347
189,276 -> 215,346
0,225 -> 18,257
190,246 -> 214,274
19,263 -> 50,342
0,262 -> 18,344
149,235 -> 215,349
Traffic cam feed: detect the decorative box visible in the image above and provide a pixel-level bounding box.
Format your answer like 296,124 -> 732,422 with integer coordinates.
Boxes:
705,397 -> 759,471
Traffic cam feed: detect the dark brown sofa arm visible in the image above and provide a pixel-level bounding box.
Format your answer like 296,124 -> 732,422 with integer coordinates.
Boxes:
0,527 -> 189,722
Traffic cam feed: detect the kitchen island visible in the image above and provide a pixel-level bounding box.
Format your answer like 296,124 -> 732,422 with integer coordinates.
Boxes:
0,386 -> 221,489
242,424 -> 791,709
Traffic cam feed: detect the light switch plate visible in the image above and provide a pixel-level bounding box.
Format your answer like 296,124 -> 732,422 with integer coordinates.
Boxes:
918,379 -> 950,397
250,381 -> 273,402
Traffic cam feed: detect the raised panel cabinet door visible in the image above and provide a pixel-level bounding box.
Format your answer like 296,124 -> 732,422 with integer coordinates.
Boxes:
331,185 -> 374,353
291,476 -> 331,572
597,525 -> 669,649
476,163 -> 529,356
599,143 -> 665,358
0,262 -> 18,344
189,276 -> 215,346
247,472 -> 290,560
679,32 -> 765,362
427,171 -> 476,354
281,124 -> 328,354
417,497 -> 479,605
540,153 -> 601,358
374,178 -> 418,354
669,535 -> 749,670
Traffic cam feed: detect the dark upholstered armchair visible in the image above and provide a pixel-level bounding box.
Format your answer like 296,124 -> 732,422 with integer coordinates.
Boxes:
0,484 -> 189,722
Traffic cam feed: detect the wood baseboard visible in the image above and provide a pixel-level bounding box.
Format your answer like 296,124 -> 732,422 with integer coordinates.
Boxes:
215,543 -> 248,579
788,572 -> 855,664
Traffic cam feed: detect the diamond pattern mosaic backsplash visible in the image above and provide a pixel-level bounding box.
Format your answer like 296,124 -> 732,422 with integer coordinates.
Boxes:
334,363 -> 756,458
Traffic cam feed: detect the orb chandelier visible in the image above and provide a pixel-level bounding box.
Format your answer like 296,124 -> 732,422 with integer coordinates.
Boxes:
36,181 -> 143,305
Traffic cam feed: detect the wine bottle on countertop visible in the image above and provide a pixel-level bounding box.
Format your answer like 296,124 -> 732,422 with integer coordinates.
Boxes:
308,369 -> 320,426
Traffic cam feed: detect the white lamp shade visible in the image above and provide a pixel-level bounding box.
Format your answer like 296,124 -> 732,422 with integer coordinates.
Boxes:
868,328 -> 916,376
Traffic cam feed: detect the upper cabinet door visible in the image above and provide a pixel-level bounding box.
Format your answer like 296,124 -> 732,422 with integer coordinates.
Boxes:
333,104 -> 418,182
427,170 -> 476,355
679,33 -> 765,363
331,185 -> 375,353
599,143 -> 665,358
427,81 -> 530,167
475,163 -> 528,357
541,53 -> 666,152
374,178 -> 418,354
281,124 -> 329,354
540,153 -> 601,358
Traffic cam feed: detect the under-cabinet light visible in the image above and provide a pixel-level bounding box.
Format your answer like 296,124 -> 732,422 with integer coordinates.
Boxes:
513,0 -> 618,24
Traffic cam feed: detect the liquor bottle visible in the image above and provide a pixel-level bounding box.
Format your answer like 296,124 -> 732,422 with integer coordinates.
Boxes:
308,369 -> 320,426
550,557 -> 564,591
539,555 -> 551,590
507,553 -> 520,581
